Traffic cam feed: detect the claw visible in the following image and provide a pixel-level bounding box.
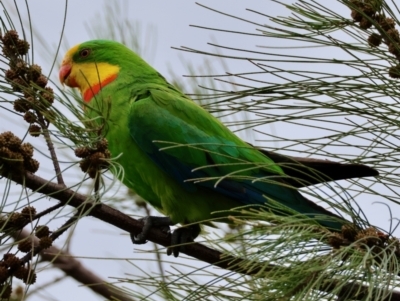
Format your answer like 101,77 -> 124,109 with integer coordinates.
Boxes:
129,217 -> 200,257
130,216 -> 172,245
167,224 -> 201,257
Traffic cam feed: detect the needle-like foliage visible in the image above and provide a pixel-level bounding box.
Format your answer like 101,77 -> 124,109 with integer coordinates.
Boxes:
0,1 -> 399,301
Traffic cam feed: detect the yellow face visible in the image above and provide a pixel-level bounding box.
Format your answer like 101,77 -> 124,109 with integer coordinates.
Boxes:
59,44 -> 120,101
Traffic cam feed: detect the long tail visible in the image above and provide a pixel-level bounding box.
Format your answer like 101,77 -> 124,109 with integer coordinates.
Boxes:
216,178 -> 347,231
257,148 -> 378,188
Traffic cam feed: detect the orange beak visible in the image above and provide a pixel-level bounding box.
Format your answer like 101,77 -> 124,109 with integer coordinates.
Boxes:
59,56 -> 79,88
59,62 -> 72,86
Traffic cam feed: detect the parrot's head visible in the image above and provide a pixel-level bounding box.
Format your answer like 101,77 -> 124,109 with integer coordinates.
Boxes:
59,40 -> 123,102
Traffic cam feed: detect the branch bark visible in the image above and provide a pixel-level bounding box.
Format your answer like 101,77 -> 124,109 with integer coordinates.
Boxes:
14,229 -> 135,301
7,171 -> 400,301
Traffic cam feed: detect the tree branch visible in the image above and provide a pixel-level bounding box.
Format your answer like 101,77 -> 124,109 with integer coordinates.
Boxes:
7,171 -> 400,301
14,229 -> 135,301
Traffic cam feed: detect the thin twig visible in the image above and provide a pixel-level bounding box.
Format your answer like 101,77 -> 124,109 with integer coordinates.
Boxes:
5,171 -> 400,301
93,172 -> 100,202
14,228 -> 135,301
33,202 -> 65,220
36,113 -> 65,187
18,211 -> 81,267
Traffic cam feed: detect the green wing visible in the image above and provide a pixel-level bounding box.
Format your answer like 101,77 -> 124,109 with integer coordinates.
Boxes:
128,85 -> 285,193
127,84 -> 346,232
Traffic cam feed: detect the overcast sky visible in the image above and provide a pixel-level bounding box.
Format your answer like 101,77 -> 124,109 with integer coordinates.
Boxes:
0,1 -> 394,300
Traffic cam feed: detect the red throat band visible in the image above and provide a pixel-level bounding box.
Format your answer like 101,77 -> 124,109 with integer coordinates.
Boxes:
83,73 -> 118,102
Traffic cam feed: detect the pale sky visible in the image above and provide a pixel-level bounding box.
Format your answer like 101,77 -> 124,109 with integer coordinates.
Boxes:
0,1 -> 394,300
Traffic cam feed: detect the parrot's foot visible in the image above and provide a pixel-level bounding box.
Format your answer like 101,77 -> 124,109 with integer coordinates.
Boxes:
167,224 -> 201,257
130,216 -> 172,244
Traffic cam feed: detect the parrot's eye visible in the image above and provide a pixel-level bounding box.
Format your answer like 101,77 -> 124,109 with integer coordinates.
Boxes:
79,48 -> 91,58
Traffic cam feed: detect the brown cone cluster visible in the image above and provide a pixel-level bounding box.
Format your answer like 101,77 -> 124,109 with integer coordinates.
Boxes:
0,206 -> 36,233
0,205 -> 56,290
349,0 -> 400,77
11,265 -> 36,285
0,252 -> 37,296
350,0 -> 382,30
328,224 -> 400,267
75,138 -> 111,178
1,30 -> 55,136
328,224 -> 390,249
0,131 -> 39,175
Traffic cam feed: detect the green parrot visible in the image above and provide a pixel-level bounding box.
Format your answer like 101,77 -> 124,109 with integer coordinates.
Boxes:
59,40 -> 378,256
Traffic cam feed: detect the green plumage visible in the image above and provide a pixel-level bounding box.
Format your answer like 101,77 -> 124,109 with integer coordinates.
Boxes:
73,40 -> 354,231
